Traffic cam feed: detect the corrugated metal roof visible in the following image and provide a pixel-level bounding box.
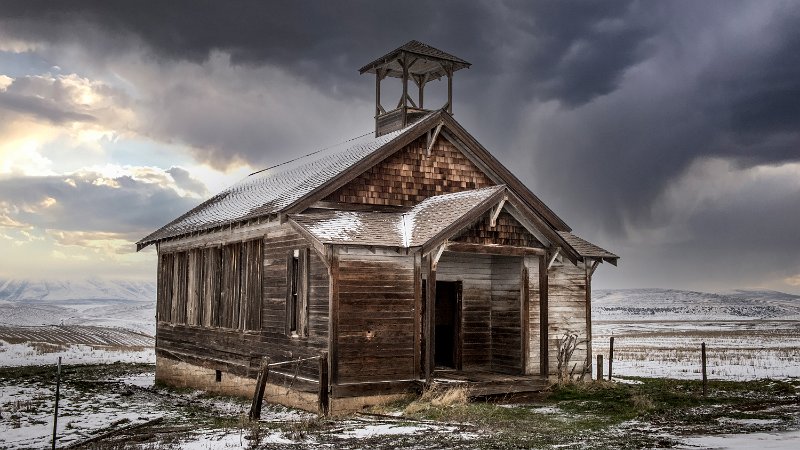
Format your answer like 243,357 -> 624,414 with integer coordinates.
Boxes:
557,231 -> 619,260
137,117 -> 432,247
291,186 -> 505,247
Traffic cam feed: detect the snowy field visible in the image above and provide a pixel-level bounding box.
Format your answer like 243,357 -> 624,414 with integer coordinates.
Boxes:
592,288 -> 800,381
0,325 -> 154,367
593,320 -> 800,380
0,283 -> 799,448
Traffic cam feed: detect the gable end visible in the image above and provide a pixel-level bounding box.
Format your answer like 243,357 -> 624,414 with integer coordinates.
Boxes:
454,210 -> 544,248
323,134 -> 494,207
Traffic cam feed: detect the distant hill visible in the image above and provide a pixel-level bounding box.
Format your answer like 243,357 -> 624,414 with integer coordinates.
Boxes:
0,278 -> 156,304
593,288 -> 800,321
0,278 -> 156,335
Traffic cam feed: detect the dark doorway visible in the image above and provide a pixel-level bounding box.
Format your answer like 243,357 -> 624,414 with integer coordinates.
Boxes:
435,281 -> 461,369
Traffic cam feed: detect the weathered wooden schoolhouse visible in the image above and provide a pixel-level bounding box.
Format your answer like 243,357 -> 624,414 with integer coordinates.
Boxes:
137,41 -> 618,414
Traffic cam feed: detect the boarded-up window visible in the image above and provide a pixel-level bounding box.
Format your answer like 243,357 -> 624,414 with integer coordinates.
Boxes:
241,239 -> 263,331
171,251 -> 188,324
202,246 -> 221,327
157,240 -> 262,330
157,253 -> 174,322
220,242 -> 241,329
186,249 -> 202,325
286,247 -> 309,337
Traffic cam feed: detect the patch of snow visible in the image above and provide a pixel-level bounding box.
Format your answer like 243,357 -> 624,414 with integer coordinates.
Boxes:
0,340 -> 155,367
307,212 -> 363,241
678,430 -> 800,449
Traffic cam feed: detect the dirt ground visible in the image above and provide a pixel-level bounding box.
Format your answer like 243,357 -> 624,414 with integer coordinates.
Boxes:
1,363 -> 799,449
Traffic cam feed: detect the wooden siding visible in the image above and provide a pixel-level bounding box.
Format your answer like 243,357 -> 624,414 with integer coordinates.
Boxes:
323,135 -> 494,207
524,255 -> 541,375
436,252 -> 492,369
547,260 -> 588,376
335,248 -> 416,383
156,223 -> 329,383
490,255 -> 523,374
435,252 -> 524,373
454,211 -> 543,248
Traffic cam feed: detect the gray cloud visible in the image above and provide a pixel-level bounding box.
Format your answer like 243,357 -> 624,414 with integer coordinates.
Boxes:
0,90 -> 96,124
2,1 -> 800,291
166,167 -> 208,197
0,170 -> 201,235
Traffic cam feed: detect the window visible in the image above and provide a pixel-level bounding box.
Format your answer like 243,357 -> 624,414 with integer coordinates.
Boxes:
157,239 -> 263,331
286,248 -> 309,337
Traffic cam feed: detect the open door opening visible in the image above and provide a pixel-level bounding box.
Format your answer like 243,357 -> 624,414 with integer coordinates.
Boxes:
434,280 -> 461,369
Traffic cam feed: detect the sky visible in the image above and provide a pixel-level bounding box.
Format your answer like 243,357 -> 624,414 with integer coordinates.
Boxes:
0,0 -> 798,294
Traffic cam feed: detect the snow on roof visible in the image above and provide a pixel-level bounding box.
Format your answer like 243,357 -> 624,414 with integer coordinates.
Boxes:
291,186 -> 505,248
137,116 -> 434,247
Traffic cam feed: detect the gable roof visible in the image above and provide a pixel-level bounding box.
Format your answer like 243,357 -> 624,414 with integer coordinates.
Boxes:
137,110 -> 572,250
291,186 -> 506,248
136,116 -> 434,249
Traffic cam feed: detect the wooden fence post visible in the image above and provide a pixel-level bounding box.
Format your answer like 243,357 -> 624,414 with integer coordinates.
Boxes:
608,336 -> 614,381
596,354 -> 603,381
52,356 -> 61,450
249,357 -> 270,421
319,352 -> 329,415
319,352 -> 330,416
701,342 -> 707,396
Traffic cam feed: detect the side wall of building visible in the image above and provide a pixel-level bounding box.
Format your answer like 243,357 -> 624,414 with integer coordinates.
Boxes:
332,247 -> 417,387
155,222 -> 330,387
546,259 -> 589,376
436,252 -> 492,369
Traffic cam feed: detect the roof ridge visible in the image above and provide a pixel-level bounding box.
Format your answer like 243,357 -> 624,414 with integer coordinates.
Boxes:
247,130 -> 372,177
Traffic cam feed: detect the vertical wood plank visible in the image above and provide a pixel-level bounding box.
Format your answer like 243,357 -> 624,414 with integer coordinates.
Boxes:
424,255 -> 436,383
539,254 -> 549,376
328,248 -> 339,385
521,265 -> 530,374
413,252 -> 421,379
585,259 -> 593,373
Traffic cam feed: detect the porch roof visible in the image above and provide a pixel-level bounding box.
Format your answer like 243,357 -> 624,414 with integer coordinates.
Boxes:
290,186 -> 505,248
557,231 -> 619,263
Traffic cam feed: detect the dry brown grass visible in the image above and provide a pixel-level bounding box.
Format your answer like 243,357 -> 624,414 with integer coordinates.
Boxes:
404,386 -> 469,414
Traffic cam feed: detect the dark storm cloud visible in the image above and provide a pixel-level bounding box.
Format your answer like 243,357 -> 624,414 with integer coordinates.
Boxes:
2,0 -> 800,290
0,0 -> 650,104
0,172 -> 200,234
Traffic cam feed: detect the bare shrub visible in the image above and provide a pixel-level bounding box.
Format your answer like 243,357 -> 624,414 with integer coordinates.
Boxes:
631,394 -> 654,411
556,332 -> 588,383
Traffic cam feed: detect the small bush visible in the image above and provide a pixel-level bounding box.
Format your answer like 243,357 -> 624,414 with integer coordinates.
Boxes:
631,394 -> 654,411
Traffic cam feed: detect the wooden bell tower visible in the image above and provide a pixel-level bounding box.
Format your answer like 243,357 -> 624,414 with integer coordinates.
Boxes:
359,40 -> 471,137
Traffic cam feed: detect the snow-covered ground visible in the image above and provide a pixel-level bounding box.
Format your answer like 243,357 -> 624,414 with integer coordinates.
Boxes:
593,320 -> 800,380
678,430 -> 800,449
591,289 -> 800,381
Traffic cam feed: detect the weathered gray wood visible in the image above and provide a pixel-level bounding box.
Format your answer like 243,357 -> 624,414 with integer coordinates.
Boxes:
248,357 -> 270,420
318,352 -> 329,415
702,342 -> 708,396
425,255 -> 436,382
609,336 -> 614,381
596,354 -> 603,381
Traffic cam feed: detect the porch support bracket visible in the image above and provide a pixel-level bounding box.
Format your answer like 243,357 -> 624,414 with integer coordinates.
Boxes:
547,247 -> 561,270
588,258 -> 601,277
426,122 -> 443,156
490,197 -> 507,228
431,241 -> 447,270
